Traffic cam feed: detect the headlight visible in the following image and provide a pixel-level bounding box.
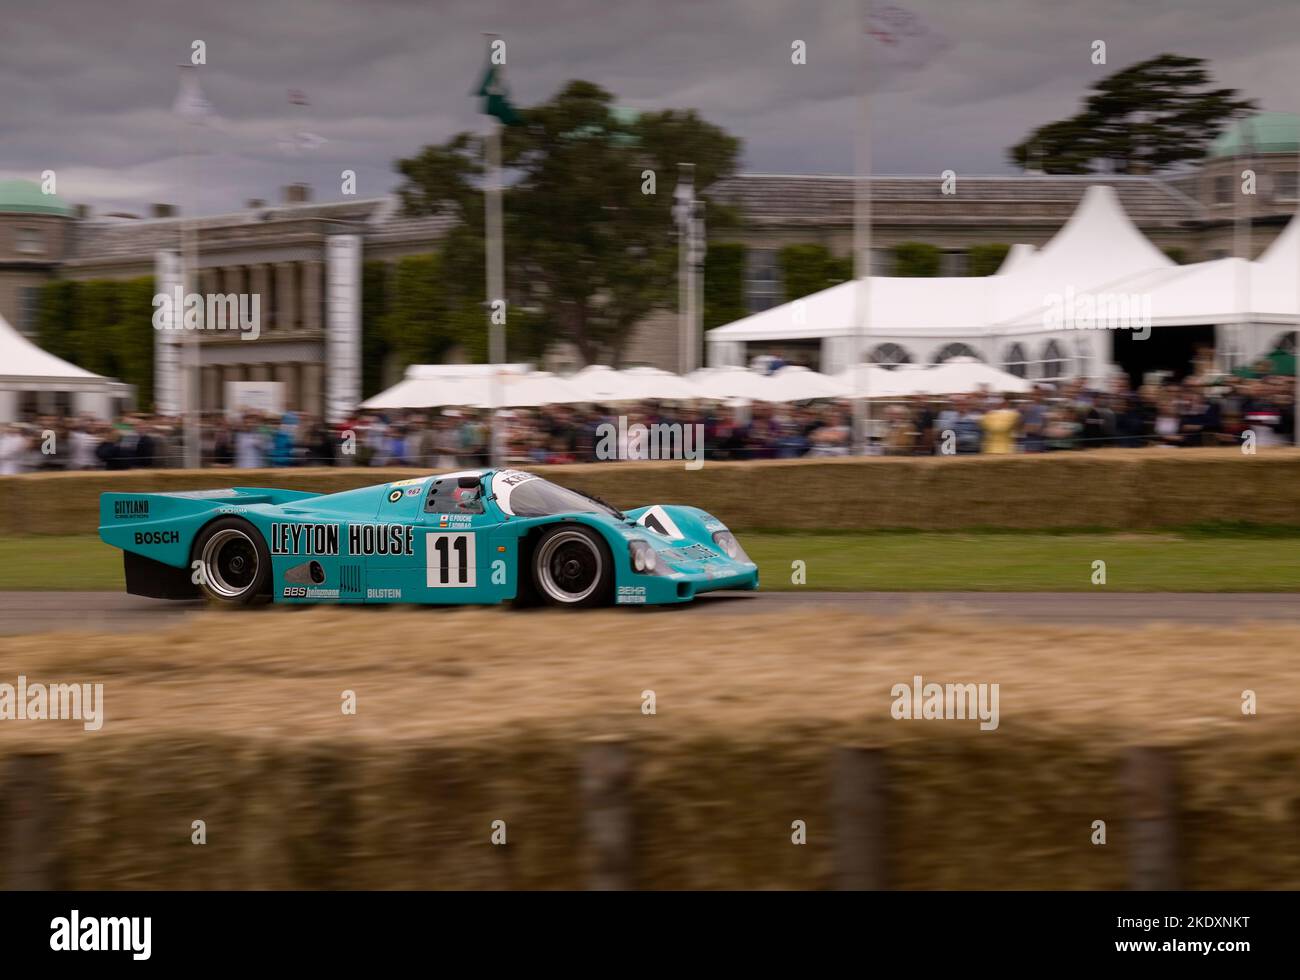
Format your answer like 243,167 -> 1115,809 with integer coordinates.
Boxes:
629,540 -> 659,574
712,530 -> 749,562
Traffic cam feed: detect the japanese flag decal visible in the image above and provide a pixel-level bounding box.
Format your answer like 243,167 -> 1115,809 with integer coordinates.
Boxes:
638,505 -> 684,540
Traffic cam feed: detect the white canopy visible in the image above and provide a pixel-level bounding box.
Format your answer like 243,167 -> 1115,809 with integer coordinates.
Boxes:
360,376 -> 478,409
361,370 -> 582,409
686,366 -> 775,401
602,365 -> 700,401
996,185 -> 1172,309
709,186 -> 1178,350
836,364 -> 930,398
702,183 -> 1300,380
489,371 -> 583,407
995,243 -> 1036,275
0,312 -> 108,386
362,359 -> 1039,410
0,311 -> 130,420
760,365 -> 850,401
924,357 -> 1033,394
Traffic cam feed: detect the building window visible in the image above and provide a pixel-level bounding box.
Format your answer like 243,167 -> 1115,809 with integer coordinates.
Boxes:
744,249 -> 782,314
16,227 -> 43,254
1003,342 -> 1028,378
1074,338 -> 1092,379
1274,171 -> 1298,201
1213,175 -> 1233,205
869,342 -> 914,370
940,250 -> 968,277
1217,325 -> 1245,373
1040,340 -> 1068,381
19,286 -> 42,337
932,342 -> 982,364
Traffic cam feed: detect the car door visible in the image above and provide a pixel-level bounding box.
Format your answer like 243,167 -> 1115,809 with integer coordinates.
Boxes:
414,475 -> 503,604
353,478 -> 425,603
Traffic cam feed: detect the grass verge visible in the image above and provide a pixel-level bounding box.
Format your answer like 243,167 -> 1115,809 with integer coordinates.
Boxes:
2,531 -> 1298,592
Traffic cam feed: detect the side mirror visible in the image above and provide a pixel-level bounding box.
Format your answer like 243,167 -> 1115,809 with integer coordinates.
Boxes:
457,476 -> 482,489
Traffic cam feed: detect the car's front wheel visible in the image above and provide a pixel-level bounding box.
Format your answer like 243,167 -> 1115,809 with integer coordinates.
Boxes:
532,525 -> 612,608
193,517 -> 271,605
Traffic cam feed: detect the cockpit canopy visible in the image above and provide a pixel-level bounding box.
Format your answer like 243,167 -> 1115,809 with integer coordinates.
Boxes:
491,470 -> 622,519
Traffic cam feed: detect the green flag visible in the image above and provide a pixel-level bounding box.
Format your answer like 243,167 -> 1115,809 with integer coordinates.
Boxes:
475,63 -> 522,126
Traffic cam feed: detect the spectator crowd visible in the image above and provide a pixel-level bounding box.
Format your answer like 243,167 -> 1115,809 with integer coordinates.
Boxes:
0,372 -> 1294,474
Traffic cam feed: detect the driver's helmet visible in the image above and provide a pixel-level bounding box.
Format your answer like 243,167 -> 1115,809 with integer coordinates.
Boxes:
451,484 -> 480,509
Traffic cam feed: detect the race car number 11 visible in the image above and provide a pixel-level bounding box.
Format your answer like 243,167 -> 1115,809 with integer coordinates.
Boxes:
427,532 -> 476,588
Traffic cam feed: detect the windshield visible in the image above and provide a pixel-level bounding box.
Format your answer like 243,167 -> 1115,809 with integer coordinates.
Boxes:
494,472 -> 622,519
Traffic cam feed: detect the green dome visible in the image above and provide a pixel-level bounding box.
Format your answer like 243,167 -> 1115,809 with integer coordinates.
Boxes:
0,179 -> 71,216
1210,112 -> 1300,158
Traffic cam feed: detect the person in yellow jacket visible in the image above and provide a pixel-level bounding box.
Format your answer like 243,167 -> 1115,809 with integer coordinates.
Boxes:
981,395 -> 1020,454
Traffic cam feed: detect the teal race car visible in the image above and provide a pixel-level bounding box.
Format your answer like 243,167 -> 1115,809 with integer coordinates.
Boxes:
99,469 -> 759,608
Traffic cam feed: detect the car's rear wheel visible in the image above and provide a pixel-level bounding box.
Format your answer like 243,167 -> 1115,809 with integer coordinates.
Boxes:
532,525 -> 612,608
194,518 -> 271,605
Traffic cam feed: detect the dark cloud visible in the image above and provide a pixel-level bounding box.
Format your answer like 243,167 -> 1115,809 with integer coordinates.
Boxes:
1,0 -> 1295,213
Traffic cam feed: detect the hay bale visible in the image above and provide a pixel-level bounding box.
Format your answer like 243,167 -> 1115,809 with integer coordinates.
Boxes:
7,449 -> 1300,534
1,607 -> 1298,887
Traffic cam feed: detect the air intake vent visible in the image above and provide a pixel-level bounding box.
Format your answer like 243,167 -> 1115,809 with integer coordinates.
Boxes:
339,564 -> 363,595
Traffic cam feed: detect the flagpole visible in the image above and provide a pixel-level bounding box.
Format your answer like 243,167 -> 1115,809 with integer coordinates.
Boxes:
179,65 -> 202,469
676,163 -> 695,375
483,34 -> 505,468
691,198 -> 706,374
852,0 -> 873,455
1232,132 -> 1250,379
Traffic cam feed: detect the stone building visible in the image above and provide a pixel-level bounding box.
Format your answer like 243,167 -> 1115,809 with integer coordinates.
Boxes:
0,179 -> 73,341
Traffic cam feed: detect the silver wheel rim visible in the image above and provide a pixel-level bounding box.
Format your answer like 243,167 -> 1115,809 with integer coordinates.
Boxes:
200,528 -> 260,599
535,530 -> 602,604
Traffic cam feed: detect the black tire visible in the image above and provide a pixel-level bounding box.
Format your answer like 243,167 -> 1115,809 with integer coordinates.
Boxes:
192,517 -> 272,606
531,525 -> 613,608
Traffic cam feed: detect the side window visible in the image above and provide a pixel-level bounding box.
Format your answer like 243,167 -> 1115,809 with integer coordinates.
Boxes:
425,479 -> 484,514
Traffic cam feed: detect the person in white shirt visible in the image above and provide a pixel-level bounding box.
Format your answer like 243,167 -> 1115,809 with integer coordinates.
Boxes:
234,416 -> 267,469
69,420 -> 101,470
0,425 -> 32,475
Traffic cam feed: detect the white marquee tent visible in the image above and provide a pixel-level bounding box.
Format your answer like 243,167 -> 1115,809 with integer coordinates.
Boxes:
707,184 -> 1300,382
835,359 -> 1031,398
0,311 -> 131,422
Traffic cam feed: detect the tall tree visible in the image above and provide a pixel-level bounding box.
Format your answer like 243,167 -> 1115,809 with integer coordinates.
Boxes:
1008,55 -> 1256,174
393,80 -> 741,365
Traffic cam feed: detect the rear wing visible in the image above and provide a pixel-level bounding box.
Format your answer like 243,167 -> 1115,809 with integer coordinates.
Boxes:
99,487 -> 320,567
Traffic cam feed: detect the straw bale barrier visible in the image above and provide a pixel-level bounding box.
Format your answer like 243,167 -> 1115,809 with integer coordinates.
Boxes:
1,607 -> 1296,889
3,448 -> 1299,535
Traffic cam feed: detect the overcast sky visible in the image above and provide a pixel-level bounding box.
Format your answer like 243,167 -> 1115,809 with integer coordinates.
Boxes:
3,0 -> 1298,215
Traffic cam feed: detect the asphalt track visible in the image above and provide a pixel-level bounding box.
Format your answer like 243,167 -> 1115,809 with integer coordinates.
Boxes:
0,590 -> 1296,635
